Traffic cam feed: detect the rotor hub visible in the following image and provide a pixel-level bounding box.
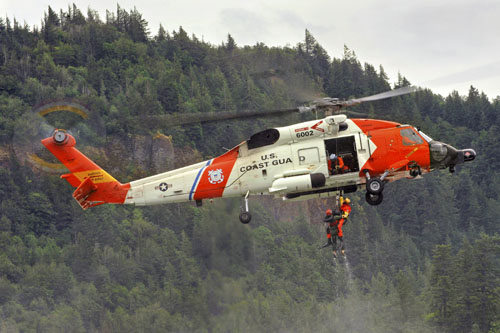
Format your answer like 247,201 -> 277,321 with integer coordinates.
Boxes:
53,130 -> 68,144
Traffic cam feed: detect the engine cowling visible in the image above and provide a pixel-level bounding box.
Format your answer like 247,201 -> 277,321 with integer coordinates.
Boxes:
269,173 -> 325,193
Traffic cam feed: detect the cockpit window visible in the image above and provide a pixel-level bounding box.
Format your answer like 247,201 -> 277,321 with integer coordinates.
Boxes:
400,128 -> 423,146
247,128 -> 280,149
418,130 -> 433,143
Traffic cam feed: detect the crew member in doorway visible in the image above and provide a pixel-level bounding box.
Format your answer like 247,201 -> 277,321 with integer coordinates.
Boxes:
328,154 -> 349,175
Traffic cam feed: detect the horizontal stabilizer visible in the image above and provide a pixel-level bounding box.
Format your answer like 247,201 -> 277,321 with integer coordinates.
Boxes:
61,173 -> 81,187
73,177 -> 102,209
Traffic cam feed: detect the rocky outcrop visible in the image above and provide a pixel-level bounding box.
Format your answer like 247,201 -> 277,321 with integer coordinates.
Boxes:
0,144 -> 12,167
105,133 -> 177,177
172,146 -> 204,169
151,133 -> 175,173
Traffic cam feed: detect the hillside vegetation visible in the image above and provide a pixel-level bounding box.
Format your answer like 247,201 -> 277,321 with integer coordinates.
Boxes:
0,6 -> 499,332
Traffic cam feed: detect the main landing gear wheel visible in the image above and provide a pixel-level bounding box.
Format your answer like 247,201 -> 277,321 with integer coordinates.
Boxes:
239,212 -> 252,224
239,191 -> 251,224
366,177 -> 384,194
366,192 -> 383,206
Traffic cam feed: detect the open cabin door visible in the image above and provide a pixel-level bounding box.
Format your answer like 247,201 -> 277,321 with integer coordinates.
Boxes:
324,136 -> 360,175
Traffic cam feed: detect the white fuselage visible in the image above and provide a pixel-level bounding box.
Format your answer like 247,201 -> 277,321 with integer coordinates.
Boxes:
123,115 -> 376,206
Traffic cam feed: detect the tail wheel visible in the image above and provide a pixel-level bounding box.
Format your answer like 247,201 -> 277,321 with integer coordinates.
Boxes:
365,192 -> 383,206
409,166 -> 421,178
366,177 -> 384,194
239,212 -> 252,224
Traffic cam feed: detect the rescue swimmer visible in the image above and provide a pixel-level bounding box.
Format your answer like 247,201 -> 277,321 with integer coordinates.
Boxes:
321,197 -> 352,257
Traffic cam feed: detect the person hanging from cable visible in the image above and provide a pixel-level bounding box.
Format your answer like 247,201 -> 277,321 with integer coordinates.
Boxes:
321,197 -> 352,257
321,208 -> 336,248
340,197 -> 352,219
335,197 -> 352,256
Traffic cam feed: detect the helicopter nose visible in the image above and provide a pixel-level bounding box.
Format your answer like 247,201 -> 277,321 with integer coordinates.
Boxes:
451,147 -> 477,165
461,149 -> 476,162
429,141 -> 476,171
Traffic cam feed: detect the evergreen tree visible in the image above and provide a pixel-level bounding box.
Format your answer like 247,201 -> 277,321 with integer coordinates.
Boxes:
429,244 -> 455,330
0,6 -> 498,331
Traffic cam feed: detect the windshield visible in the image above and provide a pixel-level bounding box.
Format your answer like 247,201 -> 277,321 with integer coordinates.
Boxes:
418,129 -> 433,143
401,128 -> 423,146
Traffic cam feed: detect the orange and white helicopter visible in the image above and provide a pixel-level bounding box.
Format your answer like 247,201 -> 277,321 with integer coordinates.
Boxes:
41,87 -> 476,223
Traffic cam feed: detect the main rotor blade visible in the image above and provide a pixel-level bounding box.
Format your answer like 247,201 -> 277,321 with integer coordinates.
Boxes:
143,107 -> 300,127
343,110 -> 368,117
139,87 -> 416,129
345,86 -> 417,106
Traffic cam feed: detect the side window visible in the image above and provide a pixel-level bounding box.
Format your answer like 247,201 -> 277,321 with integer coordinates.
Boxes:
298,148 -> 319,165
247,129 -> 280,150
400,128 -> 423,146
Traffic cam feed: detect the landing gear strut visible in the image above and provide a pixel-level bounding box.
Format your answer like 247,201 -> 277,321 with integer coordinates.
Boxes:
239,191 -> 252,224
364,170 -> 386,205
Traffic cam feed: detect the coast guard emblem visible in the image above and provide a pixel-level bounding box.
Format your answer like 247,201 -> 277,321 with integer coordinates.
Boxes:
208,169 -> 224,184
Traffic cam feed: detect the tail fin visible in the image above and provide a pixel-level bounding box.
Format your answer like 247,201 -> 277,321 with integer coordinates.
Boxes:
41,130 -> 130,209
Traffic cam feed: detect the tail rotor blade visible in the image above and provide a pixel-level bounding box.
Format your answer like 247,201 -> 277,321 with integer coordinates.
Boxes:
13,101 -> 106,174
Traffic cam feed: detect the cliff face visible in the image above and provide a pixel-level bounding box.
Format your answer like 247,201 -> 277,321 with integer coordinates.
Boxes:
104,133 -> 178,178
151,133 -> 176,172
0,145 -> 10,166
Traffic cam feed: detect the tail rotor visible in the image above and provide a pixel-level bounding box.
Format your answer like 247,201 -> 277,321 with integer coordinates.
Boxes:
12,101 -> 106,174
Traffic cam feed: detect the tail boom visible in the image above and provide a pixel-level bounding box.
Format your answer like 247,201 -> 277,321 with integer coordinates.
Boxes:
41,130 -> 130,209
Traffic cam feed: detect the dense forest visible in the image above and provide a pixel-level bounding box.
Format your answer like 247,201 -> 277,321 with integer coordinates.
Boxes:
0,5 -> 499,332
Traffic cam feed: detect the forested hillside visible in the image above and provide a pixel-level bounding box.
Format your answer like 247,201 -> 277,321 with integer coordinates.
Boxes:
0,5 -> 499,332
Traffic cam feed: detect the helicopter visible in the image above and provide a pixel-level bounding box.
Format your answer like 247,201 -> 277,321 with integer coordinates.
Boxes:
40,86 -> 476,223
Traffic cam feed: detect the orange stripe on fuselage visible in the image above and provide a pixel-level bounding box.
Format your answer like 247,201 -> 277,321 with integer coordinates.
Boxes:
192,147 -> 239,200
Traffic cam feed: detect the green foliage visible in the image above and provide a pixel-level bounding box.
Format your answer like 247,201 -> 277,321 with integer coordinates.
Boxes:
0,5 -> 499,332
428,235 -> 500,332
